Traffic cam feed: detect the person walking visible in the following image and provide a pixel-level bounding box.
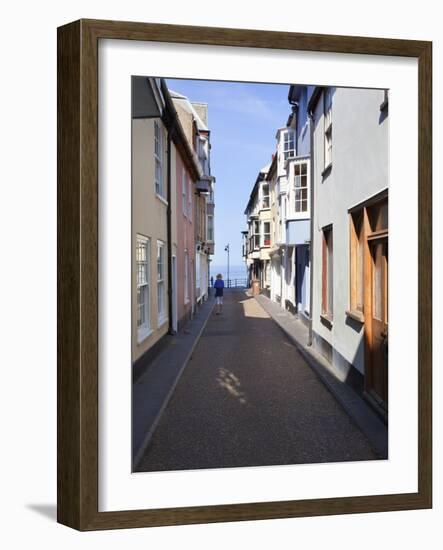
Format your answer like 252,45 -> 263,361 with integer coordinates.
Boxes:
213,273 -> 225,315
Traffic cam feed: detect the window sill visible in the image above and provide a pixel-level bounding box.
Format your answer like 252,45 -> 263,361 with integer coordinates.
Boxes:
345,309 -> 365,323
156,194 -> 168,206
286,215 -> 310,222
320,313 -> 333,329
137,325 -> 153,344
321,163 -> 332,179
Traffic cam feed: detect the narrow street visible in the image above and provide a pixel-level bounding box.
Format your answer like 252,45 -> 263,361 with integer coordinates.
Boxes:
136,289 -> 377,472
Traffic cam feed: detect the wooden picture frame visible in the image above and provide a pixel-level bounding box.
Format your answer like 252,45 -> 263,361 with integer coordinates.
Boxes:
57,19 -> 432,530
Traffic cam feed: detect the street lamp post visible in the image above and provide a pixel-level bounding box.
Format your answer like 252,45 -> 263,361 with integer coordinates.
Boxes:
224,243 -> 230,288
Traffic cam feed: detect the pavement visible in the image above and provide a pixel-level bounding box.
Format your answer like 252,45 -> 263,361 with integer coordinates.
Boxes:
135,289 -> 379,472
255,293 -> 388,458
132,296 -> 214,466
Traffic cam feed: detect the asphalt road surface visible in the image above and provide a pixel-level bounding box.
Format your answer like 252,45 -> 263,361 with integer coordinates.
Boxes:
136,289 -> 377,472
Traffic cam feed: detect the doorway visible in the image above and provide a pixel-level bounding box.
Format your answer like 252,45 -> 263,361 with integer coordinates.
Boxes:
296,245 -> 310,315
368,237 -> 388,406
352,192 -> 388,412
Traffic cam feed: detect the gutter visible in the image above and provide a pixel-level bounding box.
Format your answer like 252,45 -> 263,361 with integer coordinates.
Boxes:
159,78 -> 201,335
166,131 -> 174,334
307,106 -> 315,347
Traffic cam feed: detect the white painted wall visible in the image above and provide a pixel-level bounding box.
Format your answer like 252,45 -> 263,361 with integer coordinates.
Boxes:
311,87 -> 389,375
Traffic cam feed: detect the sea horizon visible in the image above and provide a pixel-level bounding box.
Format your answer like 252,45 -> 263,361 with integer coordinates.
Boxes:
210,264 -> 247,281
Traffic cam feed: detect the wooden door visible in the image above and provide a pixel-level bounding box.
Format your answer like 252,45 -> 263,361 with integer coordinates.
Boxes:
369,238 -> 388,405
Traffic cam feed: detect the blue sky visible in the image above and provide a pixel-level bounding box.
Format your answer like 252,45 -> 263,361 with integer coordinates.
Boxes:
166,78 -> 292,267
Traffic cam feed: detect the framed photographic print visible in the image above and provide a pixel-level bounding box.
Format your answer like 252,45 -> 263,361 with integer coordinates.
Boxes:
57,19 -> 432,530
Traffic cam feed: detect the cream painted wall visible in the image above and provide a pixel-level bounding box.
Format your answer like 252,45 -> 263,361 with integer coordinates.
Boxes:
132,118 -> 169,361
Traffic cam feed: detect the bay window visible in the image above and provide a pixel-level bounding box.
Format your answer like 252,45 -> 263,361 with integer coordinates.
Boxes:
294,161 -> 309,213
283,130 -> 295,161
207,215 -> 214,242
262,184 -> 270,209
262,221 -> 271,247
253,220 -> 260,249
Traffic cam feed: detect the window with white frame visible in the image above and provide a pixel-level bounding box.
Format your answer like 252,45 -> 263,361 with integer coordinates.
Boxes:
262,184 -> 270,209
182,168 -> 187,216
157,241 -> 166,322
207,215 -> 214,242
184,249 -> 189,303
154,121 -> 164,197
253,220 -> 260,249
262,221 -> 271,247
248,222 -> 253,252
136,235 -> 151,340
294,161 -> 309,213
188,179 -> 193,219
324,88 -> 332,169
283,130 -> 295,160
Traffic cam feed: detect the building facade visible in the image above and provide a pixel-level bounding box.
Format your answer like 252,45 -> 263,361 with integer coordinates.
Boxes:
244,164 -> 272,292
267,85 -> 313,321
309,86 -> 389,412
174,142 -> 196,330
170,91 -> 215,307
132,78 -> 214,375
132,78 -> 170,365
242,83 -> 388,416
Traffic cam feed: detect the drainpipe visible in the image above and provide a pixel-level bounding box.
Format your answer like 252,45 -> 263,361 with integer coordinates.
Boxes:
307,109 -> 315,346
166,130 -> 174,335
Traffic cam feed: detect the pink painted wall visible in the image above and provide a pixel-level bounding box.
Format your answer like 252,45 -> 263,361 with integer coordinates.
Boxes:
175,152 -> 195,327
